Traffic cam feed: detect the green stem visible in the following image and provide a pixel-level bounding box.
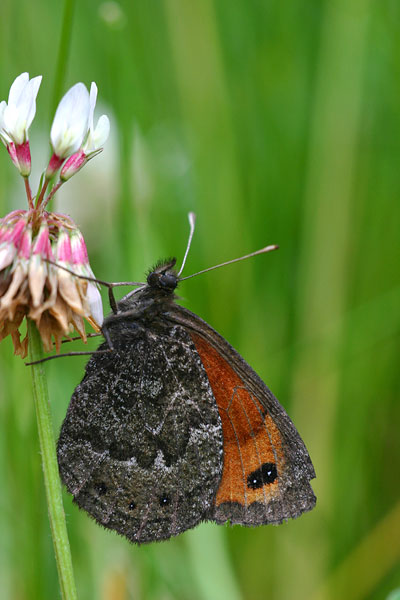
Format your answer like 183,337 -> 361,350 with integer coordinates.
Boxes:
28,319 -> 77,600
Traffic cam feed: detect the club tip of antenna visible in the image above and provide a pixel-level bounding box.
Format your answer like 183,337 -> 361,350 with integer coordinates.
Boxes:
261,244 -> 279,252
188,212 -> 196,225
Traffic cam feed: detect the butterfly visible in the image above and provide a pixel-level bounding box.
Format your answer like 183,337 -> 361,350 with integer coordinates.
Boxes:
57,216 -> 316,544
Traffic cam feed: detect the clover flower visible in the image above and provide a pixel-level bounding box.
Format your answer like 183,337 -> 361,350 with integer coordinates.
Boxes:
48,81 -> 110,180
0,73 -> 109,358
60,83 -> 110,181
0,72 -> 42,176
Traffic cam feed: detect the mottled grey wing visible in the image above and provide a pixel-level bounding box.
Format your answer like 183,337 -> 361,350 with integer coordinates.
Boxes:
57,322 -> 223,544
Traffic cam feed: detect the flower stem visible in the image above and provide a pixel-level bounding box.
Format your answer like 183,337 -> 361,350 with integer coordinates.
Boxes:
42,179 -> 64,210
28,319 -> 78,600
35,178 -> 49,209
24,177 -> 33,208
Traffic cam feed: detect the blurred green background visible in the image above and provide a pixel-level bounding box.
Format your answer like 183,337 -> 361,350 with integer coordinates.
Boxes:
1,0 -> 400,598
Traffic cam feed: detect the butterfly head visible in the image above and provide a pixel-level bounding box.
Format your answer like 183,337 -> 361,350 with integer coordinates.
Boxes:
146,259 -> 179,294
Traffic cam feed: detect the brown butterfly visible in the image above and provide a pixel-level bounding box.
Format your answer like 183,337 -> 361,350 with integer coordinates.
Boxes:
57,214 -> 316,544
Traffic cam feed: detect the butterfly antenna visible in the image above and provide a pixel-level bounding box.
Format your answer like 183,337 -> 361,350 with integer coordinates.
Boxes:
177,212 -> 196,277
45,259 -> 145,313
179,244 -> 279,281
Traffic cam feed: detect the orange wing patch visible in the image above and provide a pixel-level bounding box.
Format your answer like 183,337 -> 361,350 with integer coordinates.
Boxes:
191,333 -> 285,508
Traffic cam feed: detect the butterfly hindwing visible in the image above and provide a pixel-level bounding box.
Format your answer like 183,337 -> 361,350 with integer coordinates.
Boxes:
57,320 -> 224,544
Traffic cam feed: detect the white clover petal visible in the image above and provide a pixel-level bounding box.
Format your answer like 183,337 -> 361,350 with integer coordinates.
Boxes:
87,282 -> 104,326
3,105 -> 19,140
0,100 -> 6,125
7,73 -> 29,105
84,114 -> 110,153
50,83 -> 90,158
0,101 -> 11,145
4,104 -> 27,145
93,114 -> 110,147
0,244 -> 17,271
0,73 -> 42,145
81,82 -> 110,153
88,82 -> 98,131
24,76 -> 42,130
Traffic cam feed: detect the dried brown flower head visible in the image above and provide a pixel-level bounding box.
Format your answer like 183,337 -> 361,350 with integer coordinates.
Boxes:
0,210 -> 103,357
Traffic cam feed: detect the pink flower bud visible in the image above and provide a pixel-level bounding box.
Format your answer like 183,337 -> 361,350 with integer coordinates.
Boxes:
56,229 -> 73,263
45,153 -> 65,179
6,142 -> 20,170
60,149 -> 87,181
32,222 -> 53,260
17,225 -> 32,260
70,230 -> 89,267
15,141 -> 32,177
10,218 -> 27,248
3,137 -> 31,176
0,223 -> 14,245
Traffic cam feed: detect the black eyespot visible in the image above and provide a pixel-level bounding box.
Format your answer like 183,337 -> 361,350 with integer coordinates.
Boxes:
247,463 -> 278,490
159,495 -> 170,507
96,482 -> 107,495
128,501 -> 136,510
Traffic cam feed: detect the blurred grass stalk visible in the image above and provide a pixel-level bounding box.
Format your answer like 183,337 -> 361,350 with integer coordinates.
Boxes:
185,524 -> 242,600
312,499 -> 400,600
28,320 -> 77,599
50,0 -> 76,120
288,0 -> 372,598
